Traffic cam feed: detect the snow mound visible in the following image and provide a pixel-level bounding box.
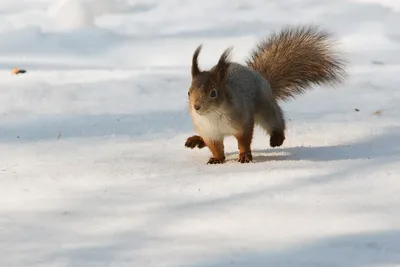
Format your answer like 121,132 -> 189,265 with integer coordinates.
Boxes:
47,0 -> 129,31
48,0 -> 93,30
351,0 -> 400,12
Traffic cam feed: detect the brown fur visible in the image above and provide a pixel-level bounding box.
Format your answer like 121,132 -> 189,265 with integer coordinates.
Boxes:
235,122 -> 254,163
189,46 -> 233,114
187,46 -> 239,164
246,25 -> 347,101
204,139 -> 225,164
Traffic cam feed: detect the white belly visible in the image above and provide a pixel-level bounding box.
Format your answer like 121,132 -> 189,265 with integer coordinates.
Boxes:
191,110 -> 238,141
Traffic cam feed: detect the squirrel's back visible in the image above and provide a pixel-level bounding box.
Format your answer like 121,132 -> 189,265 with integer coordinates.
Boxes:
224,62 -> 272,102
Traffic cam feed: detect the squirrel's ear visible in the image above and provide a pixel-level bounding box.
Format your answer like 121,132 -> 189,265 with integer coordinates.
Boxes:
213,47 -> 233,85
191,45 -> 202,77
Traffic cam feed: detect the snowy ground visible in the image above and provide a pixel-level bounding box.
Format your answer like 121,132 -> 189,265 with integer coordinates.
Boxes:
1,0 -> 400,266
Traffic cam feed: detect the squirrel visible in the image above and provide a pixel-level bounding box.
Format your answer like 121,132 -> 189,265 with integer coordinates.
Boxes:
184,25 -> 346,164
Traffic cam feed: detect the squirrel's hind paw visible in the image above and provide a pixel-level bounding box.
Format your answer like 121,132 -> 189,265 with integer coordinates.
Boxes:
270,130 -> 285,147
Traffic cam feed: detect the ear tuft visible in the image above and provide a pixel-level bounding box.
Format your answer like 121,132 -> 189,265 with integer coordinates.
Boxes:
213,47 -> 233,84
218,47 -> 233,67
191,45 -> 202,77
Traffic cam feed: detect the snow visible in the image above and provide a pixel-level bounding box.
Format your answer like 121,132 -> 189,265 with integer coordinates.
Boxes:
0,0 -> 400,266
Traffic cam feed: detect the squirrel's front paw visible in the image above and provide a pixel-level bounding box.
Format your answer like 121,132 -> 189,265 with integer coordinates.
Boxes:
185,135 -> 206,149
207,157 -> 225,164
270,130 -> 285,147
238,152 -> 252,163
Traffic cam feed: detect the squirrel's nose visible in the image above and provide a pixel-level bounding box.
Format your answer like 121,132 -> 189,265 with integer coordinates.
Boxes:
194,104 -> 201,111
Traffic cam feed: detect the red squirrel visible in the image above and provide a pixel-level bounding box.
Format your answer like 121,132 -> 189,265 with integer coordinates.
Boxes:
185,25 -> 346,164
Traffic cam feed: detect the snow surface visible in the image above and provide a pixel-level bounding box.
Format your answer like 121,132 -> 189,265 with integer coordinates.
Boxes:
1,0 -> 400,266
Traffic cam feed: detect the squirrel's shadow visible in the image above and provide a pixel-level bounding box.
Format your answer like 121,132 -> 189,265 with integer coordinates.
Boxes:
224,127 -> 400,163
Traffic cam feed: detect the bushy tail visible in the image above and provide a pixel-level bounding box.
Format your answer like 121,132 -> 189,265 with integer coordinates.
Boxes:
246,25 -> 347,101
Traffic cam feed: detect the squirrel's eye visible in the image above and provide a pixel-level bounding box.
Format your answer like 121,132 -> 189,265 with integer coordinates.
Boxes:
188,91 -> 190,97
210,89 -> 217,98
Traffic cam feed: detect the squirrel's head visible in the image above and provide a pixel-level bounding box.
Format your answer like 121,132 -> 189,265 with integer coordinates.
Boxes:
188,45 -> 232,115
